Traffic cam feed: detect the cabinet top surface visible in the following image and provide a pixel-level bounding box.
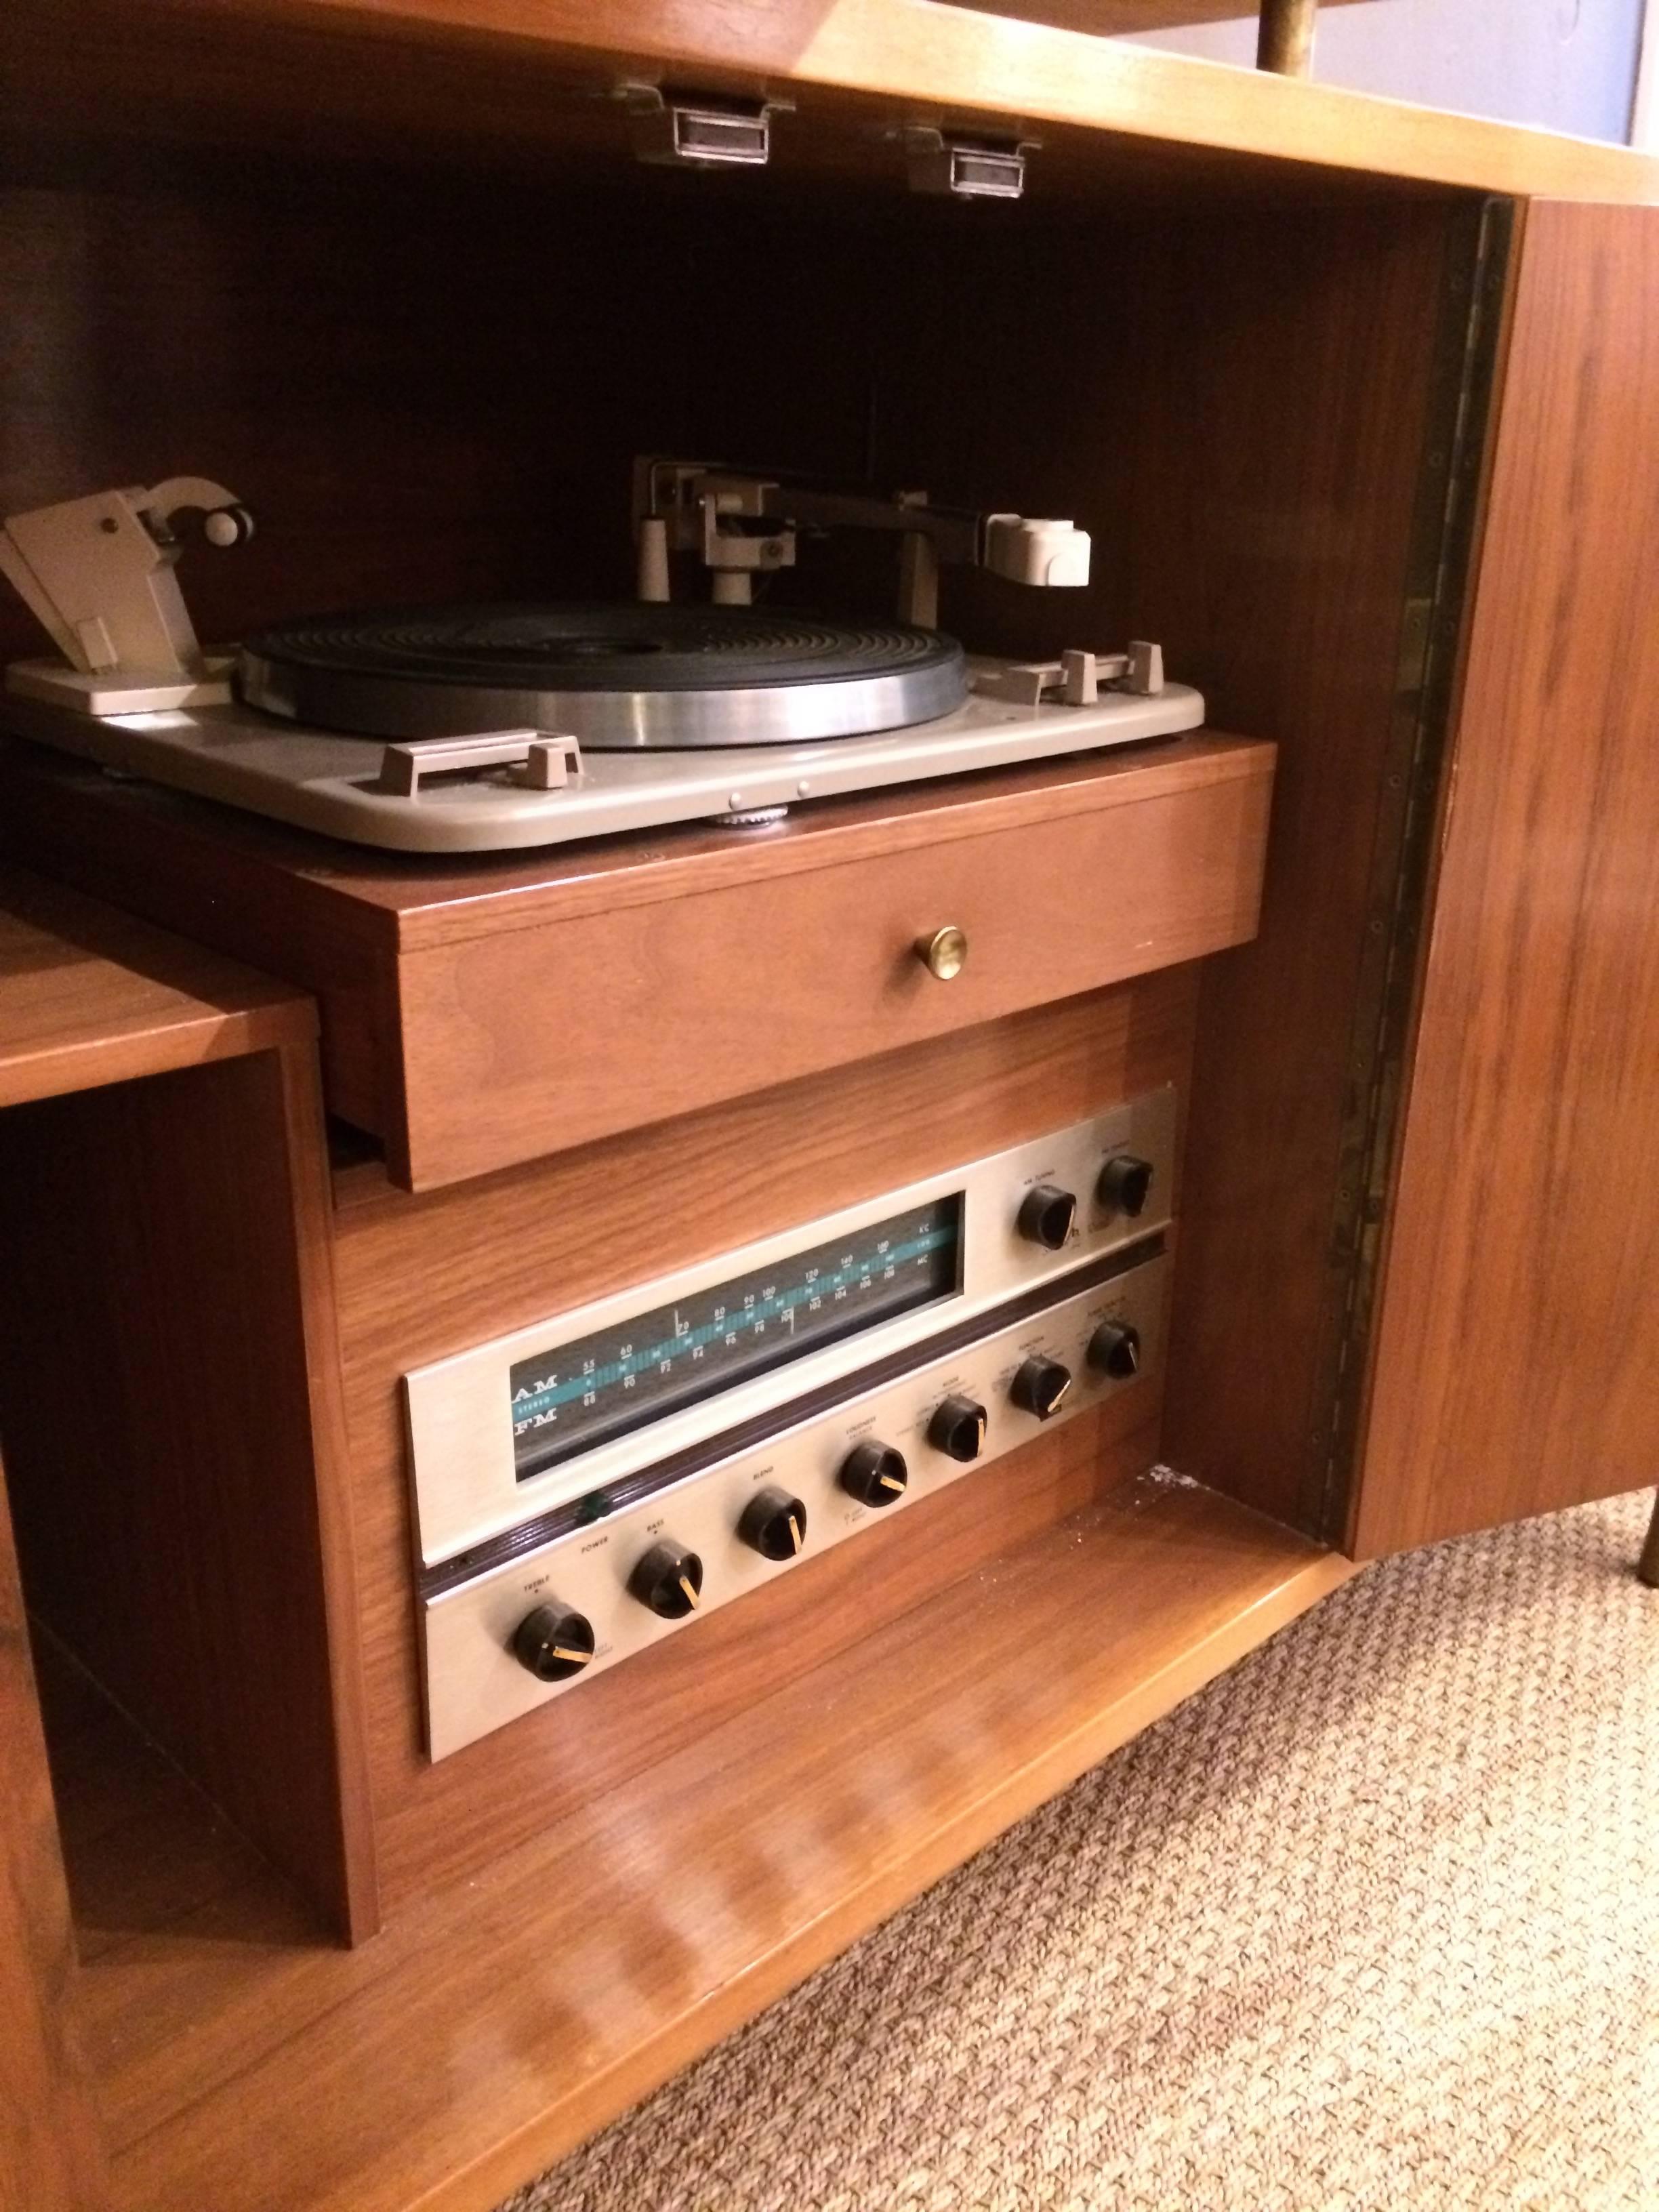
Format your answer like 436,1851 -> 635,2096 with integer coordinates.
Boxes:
14,0 -> 1657,207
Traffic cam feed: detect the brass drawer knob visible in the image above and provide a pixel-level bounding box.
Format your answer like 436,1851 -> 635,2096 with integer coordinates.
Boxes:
916,924 -> 968,980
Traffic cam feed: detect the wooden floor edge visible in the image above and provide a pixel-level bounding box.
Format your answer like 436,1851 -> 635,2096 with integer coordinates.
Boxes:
420,1529 -> 1359,2212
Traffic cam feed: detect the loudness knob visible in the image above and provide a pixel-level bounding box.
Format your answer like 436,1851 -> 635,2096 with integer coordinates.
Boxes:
738,1486 -> 808,1561
838,1440 -> 909,1509
1097,1153 -> 1154,1218
1010,1354 -> 1073,1421
1017,1183 -> 1078,1251
511,1603 -> 596,1683
1087,1319 -> 1142,1380
928,1393 -> 988,1464
628,1540 -> 704,1619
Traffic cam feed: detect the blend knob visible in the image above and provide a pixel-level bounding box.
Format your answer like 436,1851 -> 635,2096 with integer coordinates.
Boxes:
511,1602 -> 596,1683
628,1540 -> 704,1619
1017,1183 -> 1077,1251
738,1485 -> 808,1561
838,1440 -> 909,1509
1097,1153 -> 1154,1218
1010,1354 -> 1073,1421
1087,1319 -> 1143,1380
928,1393 -> 988,1464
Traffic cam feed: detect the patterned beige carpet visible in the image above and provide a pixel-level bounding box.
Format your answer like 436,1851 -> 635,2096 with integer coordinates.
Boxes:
501,1488 -> 1659,2212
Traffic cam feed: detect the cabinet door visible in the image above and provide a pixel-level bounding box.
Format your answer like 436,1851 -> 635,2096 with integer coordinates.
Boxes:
1352,201 -> 1659,1557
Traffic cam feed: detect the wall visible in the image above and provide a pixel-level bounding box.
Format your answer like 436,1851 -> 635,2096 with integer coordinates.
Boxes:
1124,0 -> 1645,144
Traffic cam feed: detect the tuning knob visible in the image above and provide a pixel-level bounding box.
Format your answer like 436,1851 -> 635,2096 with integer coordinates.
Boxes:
838,1440 -> 909,1508
1097,1153 -> 1154,1218
511,1603 -> 596,1683
628,1541 -> 704,1619
1017,1183 -> 1077,1251
1010,1354 -> 1073,1421
928,1393 -> 988,1463
1087,1319 -> 1143,1380
738,1486 -> 808,1560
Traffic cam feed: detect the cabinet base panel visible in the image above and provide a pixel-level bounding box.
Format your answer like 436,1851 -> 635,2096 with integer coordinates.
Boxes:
59,1473 -> 1351,2212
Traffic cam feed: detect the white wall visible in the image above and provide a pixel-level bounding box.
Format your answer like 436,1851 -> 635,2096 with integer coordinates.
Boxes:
1118,0 -> 1646,144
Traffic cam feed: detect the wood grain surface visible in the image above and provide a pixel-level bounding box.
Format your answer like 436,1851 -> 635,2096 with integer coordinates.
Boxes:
1353,201 -> 1659,1555
0,863 -> 312,1106
62,1473 -> 1348,2212
0,1050 -> 378,1941
5,0 -> 1658,203
333,972 -> 1196,1905
0,1461 -> 110,2212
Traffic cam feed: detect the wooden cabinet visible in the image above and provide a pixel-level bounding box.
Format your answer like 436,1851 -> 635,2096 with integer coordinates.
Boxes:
3,7 -> 1659,2207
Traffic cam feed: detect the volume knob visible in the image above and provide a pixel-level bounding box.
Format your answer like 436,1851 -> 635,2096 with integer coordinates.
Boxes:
1017,1183 -> 1077,1251
1087,1319 -> 1142,1380
511,1603 -> 596,1683
628,1541 -> 704,1619
1010,1355 -> 1073,1420
838,1441 -> 909,1508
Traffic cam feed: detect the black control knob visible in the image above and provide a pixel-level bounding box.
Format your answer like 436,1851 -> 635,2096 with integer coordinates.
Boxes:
511,1603 -> 596,1683
928,1393 -> 988,1464
1017,1183 -> 1078,1251
838,1440 -> 909,1509
1010,1354 -> 1073,1421
1097,1153 -> 1154,1218
628,1540 -> 704,1619
1087,1319 -> 1143,1380
738,1485 -> 808,1561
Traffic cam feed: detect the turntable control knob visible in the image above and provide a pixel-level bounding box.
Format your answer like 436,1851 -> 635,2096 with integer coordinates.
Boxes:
511,1602 -> 596,1683
1097,1153 -> 1155,1218
1010,1355 -> 1073,1421
1017,1184 -> 1077,1251
838,1441 -> 909,1509
737,1486 -> 808,1560
1087,1320 -> 1143,1380
915,925 -> 968,981
928,1393 -> 988,1463
628,1541 -> 705,1620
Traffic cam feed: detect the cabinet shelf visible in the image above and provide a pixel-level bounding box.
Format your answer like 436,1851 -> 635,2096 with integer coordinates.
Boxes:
58,1472 -> 1349,2212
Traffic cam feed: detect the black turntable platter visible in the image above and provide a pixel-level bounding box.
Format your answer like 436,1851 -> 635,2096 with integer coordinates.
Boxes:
237,603 -> 968,750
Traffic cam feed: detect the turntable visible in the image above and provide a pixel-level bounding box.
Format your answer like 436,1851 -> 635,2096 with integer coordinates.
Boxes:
0,467 -> 1204,854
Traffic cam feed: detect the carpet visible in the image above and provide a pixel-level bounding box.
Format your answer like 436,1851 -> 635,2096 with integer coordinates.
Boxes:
501,1486 -> 1659,2212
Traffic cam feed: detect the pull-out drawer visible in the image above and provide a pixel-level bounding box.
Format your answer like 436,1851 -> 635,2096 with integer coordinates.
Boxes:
0,734 -> 1273,1188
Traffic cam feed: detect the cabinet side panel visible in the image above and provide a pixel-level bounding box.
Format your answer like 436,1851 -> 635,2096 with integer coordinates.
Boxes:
1353,201 -> 1659,1556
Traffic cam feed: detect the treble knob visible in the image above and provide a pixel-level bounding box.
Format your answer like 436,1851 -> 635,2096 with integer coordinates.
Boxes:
1087,1319 -> 1142,1380
511,1602 -> 596,1683
838,1440 -> 909,1508
737,1485 -> 808,1560
628,1540 -> 704,1619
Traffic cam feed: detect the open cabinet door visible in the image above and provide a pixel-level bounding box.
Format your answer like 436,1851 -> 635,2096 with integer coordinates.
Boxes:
1351,201 -> 1659,1559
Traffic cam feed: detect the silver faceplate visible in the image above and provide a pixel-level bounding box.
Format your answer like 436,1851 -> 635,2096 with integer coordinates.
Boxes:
422,1248 -> 1168,1759
403,1092 -> 1176,1568
0,666 -> 1204,854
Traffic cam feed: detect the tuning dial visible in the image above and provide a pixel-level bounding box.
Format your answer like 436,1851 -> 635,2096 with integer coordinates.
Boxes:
928,1393 -> 988,1463
1010,1354 -> 1073,1421
738,1486 -> 808,1560
628,1541 -> 704,1619
838,1440 -> 909,1509
511,1603 -> 596,1683
1017,1183 -> 1077,1251
1097,1153 -> 1154,1218
1087,1319 -> 1143,1380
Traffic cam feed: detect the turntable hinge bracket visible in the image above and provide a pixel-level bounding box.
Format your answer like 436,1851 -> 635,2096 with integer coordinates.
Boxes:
901,127 -> 1039,201
618,83 -> 790,169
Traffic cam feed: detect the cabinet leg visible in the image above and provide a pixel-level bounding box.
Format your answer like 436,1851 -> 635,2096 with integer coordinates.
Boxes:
1639,1493 -> 1659,1589
1256,0 -> 1318,75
